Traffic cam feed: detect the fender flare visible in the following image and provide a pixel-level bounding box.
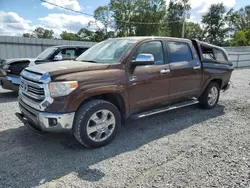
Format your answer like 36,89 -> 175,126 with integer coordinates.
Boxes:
72,85 -> 129,116
199,76 -> 223,96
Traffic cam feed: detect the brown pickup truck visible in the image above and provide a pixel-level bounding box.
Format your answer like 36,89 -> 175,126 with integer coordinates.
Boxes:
15,37 -> 233,148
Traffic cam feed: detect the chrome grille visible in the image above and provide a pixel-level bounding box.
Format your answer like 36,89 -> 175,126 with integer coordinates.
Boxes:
19,68 -> 52,111
20,70 -> 45,101
28,85 -> 44,95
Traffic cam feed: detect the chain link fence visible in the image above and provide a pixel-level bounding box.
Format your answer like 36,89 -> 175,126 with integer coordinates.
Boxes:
0,36 -> 96,59
228,52 -> 250,68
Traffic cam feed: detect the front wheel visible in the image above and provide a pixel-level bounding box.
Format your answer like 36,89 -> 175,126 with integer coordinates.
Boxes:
73,100 -> 121,148
199,82 -> 220,109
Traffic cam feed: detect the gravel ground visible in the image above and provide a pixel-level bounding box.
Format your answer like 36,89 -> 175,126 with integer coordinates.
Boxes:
0,69 -> 250,188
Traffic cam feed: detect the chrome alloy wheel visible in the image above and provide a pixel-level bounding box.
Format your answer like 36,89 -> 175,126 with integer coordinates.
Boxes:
86,109 -> 116,142
208,86 -> 219,106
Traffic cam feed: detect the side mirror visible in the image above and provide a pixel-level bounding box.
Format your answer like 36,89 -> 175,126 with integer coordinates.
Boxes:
54,55 -> 63,61
132,53 -> 154,66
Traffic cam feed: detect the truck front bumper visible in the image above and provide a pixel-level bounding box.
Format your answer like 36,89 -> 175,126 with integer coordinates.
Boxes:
16,99 -> 75,132
0,74 -> 20,91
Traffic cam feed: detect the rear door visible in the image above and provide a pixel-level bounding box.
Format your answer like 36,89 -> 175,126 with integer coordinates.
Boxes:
127,40 -> 171,113
166,40 -> 202,100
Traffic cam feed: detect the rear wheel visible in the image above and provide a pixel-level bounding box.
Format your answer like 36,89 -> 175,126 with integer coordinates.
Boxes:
199,82 -> 220,109
73,100 -> 121,148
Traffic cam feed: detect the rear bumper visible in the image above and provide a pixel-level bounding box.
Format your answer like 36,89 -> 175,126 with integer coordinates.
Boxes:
16,98 -> 75,132
0,75 -> 20,91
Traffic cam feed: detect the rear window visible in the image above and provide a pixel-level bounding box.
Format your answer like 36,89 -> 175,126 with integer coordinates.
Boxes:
168,42 -> 193,62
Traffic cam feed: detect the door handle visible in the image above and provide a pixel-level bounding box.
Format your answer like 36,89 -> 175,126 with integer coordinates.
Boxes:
160,69 -> 170,74
193,66 -> 201,70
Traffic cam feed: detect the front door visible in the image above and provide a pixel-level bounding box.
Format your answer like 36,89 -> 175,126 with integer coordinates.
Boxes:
166,41 -> 202,100
127,40 -> 171,114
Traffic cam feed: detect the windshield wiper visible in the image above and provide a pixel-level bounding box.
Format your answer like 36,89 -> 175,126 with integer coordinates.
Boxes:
81,60 -> 98,63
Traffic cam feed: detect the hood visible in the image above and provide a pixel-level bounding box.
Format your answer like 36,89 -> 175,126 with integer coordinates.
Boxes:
26,60 -> 110,77
4,58 -> 36,64
0,58 -> 36,68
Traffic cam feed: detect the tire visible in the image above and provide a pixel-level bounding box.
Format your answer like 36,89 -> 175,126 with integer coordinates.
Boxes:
72,99 -> 121,148
199,82 -> 220,109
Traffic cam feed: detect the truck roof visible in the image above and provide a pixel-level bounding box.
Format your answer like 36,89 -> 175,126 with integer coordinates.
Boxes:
193,39 -> 224,49
114,36 -> 191,43
192,39 -> 228,55
114,37 -> 225,51
50,45 -> 91,48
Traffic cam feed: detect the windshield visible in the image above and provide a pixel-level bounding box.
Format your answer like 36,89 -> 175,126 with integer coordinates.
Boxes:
76,39 -> 138,64
36,47 -> 57,60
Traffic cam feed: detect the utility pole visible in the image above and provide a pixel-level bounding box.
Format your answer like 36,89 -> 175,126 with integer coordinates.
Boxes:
182,1 -> 186,38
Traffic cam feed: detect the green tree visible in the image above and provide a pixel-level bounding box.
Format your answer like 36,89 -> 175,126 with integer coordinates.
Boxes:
78,28 -> 95,41
88,5 -> 115,40
22,27 -> 54,39
132,0 -> 166,36
78,28 -> 106,42
60,31 -> 80,41
33,27 -> 54,39
229,28 -> 250,46
185,22 -> 203,40
166,0 -> 191,38
228,6 -> 250,31
93,5 -> 112,34
106,31 -> 115,38
109,0 -> 135,36
22,33 -> 34,38
202,3 -> 230,45
92,30 -> 106,42
109,0 -> 167,36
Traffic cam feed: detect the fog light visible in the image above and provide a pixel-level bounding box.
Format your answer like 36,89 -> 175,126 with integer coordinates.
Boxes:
48,118 -> 58,127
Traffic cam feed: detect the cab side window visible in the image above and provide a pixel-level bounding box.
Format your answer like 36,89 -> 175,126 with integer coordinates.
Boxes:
168,41 -> 193,62
57,49 -> 77,59
135,41 -> 164,65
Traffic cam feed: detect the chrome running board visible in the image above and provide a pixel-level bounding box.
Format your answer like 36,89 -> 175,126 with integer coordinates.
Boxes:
131,99 -> 199,119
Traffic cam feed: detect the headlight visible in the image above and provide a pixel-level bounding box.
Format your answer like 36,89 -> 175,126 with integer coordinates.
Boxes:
49,81 -> 78,97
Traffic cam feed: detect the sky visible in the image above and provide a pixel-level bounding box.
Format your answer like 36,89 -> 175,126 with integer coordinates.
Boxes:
0,0 -> 249,37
